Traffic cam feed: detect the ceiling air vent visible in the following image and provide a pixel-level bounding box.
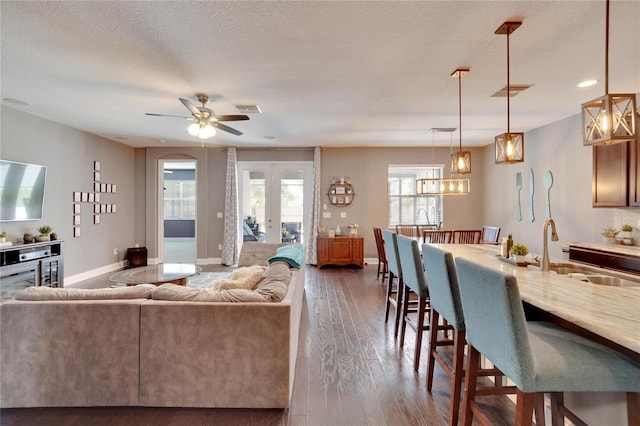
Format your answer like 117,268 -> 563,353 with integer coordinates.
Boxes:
235,104 -> 262,114
491,85 -> 533,97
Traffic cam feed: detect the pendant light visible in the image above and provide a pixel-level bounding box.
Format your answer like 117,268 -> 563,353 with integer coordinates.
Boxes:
416,128 -> 470,195
188,120 -> 216,139
494,21 -> 524,164
451,68 -> 471,174
582,0 -> 636,146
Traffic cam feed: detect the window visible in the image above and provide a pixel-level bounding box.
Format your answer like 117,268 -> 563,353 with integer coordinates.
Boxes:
388,165 -> 443,227
164,180 -> 196,219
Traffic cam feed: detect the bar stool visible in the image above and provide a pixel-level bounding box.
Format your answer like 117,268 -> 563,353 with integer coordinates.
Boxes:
421,244 -> 506,426
455,258 -> 640,426
382,229 -> 403,337
396,234 -> 431,371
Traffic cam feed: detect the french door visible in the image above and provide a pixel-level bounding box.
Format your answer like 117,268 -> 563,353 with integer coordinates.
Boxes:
238,162 -> 313,244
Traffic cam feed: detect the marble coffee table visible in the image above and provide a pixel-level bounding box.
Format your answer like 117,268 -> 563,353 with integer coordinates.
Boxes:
109,263 -> 202,286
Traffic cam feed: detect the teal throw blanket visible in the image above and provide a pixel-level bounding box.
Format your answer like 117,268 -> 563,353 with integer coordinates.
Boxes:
268,244 -> 303,268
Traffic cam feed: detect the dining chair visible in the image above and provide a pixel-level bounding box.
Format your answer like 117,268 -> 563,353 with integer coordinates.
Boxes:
452,229 -> 482,244
480,226 -> 501,244
423,230 -> 452,244
396,234 -> 431,371
395,224 -> 421,238
382,230 -> 404,337
455,258 -> 640,426
373,227 -> 388,281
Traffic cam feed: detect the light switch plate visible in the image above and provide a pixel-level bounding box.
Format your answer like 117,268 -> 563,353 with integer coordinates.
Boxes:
323,212 -> 331,219
216,212 -> 223,218
340,212 -> 347,218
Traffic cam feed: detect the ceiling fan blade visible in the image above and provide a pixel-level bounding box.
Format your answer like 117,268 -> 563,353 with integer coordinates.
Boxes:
212,122 -> 243,136
212,114 -> 250,122
145,113 -> 192,119
179,98 -> 202,117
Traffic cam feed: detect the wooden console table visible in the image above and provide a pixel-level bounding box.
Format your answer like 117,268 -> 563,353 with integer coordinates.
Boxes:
317,236 -> 364,269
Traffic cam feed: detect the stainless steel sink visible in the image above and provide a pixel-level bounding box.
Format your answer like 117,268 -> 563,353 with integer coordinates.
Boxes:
583,275 -> 640,287
547,265 -> 600,275
547,263 -> 640,287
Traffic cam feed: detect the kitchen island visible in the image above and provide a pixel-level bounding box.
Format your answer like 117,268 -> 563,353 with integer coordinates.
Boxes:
436,243 -> 640,425
435,243 -> 640,361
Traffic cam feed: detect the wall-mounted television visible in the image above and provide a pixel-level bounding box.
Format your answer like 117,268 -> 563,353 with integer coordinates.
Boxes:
0,160 -> 47,222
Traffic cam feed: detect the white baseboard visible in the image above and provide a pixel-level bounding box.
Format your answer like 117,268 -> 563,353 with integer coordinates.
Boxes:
64,261 -> 124,287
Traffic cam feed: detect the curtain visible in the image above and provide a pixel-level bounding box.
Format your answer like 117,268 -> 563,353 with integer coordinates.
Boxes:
221,147 -> 238,265
305,146 -> 321,265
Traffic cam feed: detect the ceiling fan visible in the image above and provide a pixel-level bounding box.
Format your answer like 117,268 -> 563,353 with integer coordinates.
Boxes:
145,94 -> 249,137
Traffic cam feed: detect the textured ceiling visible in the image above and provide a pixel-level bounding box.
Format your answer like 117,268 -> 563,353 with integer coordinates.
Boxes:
1,1 -> 639,149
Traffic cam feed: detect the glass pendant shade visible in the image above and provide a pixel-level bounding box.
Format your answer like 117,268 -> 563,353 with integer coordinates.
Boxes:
188,122 -> 216,139
495,132 -> 524,163
581,1 -> 637,146
494,21 -> 524,165
416,178 -> 470,195
452,151 -> 471,174
582,93 -> 637,146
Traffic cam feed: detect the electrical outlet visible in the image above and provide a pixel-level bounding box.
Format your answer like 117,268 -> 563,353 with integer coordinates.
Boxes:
218,244 -> 222,250
217,212 -> 223,218
113,248 -> 119,256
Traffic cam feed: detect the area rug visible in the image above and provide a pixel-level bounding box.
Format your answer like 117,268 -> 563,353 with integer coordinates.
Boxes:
187,272 -> 232,289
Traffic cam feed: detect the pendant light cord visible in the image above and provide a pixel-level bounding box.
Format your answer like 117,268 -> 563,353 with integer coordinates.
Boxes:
605,0 -> 609,95
506,29 -> 511,134
458,72 -> 462,151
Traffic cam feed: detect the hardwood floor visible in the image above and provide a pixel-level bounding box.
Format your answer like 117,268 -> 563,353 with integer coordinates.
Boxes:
1,265 -> 515,426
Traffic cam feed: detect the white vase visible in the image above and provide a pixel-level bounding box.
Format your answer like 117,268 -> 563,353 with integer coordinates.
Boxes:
515,255 -> 526,264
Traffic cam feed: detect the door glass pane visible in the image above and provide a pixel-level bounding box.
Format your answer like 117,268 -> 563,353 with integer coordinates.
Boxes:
241,170 -> 266,242
280,171 -> 304,243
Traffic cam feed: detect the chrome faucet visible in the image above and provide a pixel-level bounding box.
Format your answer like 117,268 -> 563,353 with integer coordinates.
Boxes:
541,218 -> 559,272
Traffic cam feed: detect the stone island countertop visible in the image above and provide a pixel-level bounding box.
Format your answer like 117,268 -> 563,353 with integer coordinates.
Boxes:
434,243 -> 640,361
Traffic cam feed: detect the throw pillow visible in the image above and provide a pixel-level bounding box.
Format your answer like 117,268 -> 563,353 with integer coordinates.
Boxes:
212,264 -> 266,291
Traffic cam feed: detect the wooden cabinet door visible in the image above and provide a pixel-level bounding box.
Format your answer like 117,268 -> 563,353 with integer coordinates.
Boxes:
328,239 -> 353,262
317,237 -> 329,267
352,238 -> 364,267
629,140 -> 640,207
593,143 -> 628,207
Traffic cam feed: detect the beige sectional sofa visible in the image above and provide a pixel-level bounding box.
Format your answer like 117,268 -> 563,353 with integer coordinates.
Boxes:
0,242 -> 305,409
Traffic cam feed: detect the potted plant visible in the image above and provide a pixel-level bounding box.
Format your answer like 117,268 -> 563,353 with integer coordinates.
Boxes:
0,231 -> 6,243
621,224 -> 633,245
601,226 -> 619,244
23,232 -> 34,243
36,225 -> 52,242
510,243 -> 529,264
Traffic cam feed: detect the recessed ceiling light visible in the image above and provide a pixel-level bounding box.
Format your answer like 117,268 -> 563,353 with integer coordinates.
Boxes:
3,98 -> 30,106
158,139 -> 166,143
578,79 -> 598,88
264,136 -> 276,140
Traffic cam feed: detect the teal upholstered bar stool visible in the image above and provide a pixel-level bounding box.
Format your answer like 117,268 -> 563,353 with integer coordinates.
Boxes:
396,234 -> 431,371
421,244 -> 467,426
455,258 -> 640,426
421,244 -> 507,426
382,229 -> 404,337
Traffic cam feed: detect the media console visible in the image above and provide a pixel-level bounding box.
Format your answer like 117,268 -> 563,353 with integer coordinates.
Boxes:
0,240 -> 64,301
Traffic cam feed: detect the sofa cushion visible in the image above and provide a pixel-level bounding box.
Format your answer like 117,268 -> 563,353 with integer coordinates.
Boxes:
255,261 -> 291,302
152,284 -> 268,302
212,265 -> 266,291
237,242 -> 285,267
14,284 -> 156,301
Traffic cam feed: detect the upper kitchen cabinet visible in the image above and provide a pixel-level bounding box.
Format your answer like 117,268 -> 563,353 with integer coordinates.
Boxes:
593,115 -> 640,207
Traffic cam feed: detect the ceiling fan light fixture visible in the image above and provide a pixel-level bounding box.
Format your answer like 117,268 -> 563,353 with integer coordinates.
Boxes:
188,121 -> 216,139
582,0 -> 636,146
494,21 -> 525,165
